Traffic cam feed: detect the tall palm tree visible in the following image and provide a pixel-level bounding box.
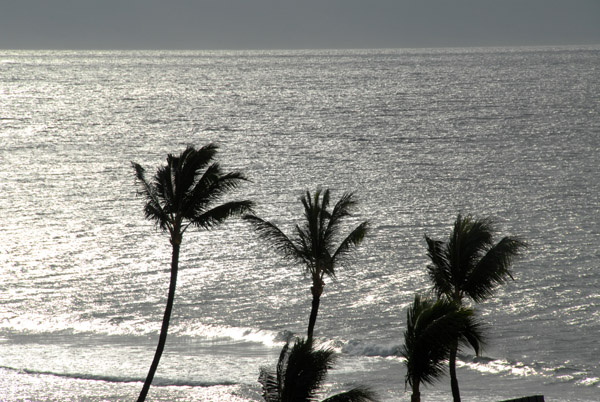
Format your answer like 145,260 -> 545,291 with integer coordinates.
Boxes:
400,295 -> 484,402
132,144 -> 253,402
244,189 -> 368,342
260,337 -> 378,402
425,213 -> 526,402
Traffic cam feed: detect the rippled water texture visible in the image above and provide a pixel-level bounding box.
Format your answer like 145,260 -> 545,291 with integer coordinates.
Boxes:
0,47 -> 599,401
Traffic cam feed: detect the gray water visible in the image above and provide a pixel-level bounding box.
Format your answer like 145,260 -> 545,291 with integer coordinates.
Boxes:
0,46 -> 599,401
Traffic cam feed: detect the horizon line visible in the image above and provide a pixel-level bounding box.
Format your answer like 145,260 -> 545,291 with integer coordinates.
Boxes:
1,42 -> 599,52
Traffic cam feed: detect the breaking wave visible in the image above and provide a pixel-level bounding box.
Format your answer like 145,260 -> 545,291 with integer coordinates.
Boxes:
0,365 -> 236,387
341,339 -> 401,357
0,313 -> 285,348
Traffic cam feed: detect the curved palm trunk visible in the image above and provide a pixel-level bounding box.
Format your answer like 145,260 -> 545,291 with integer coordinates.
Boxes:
449,342 -> 461,402
307,279 -> 323,343
137,240 -> 180,402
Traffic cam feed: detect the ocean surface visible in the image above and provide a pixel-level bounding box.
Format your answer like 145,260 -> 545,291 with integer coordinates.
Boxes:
0,46 -> 599,401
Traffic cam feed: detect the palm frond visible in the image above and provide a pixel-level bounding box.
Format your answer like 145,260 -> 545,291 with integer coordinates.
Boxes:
190,200 -> 254,230
325,192 -> 357,239
244,215 -> 305,263
202,170 -> 249,203
154,161 -> 177,211
318,190 -> 332,253
276,340 -> 291,396
321,386 -> 378,402
300,190 -> 326,264
301,190 -> 314,224
331,221 -> 368,271
184,166 -> 249,220
464,236 -> 527,302
280,339 -> 335,402
447,215 -> 495,280
182,162 -> 222,212
185,143 -> 219,172
425,236 -> 453,298
259,366 -> 281,402
132,162 -> 171,231
170,145 -> 219,207
458,314 -> 486,356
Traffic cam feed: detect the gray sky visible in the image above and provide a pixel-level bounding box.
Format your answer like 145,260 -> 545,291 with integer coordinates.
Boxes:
1,0 -> 599,49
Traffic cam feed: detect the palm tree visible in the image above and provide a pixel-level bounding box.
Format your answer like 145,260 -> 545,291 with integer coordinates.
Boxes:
244,189 -> 368,342
260,337 -> 378,402
400,295 -> 484,402
132,144 -> 253,402
425,213 -> 526,402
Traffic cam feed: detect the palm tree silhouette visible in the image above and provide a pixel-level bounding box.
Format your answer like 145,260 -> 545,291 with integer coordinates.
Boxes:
132,144 -> 253,402
244,189 -> 368,342
400,295 -> 484,402
260,337 -> 378,402
425,213 -> 526,402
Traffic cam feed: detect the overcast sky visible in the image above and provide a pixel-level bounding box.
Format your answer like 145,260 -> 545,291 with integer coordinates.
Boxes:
1,0 -> 599,49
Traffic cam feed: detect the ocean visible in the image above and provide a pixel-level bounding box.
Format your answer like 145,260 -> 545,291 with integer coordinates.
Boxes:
0,46 -> 598,401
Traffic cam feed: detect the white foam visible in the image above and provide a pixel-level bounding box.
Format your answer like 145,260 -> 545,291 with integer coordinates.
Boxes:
179,323 -> 282,347
341,340 -> 400,357
0,313 -> 282,348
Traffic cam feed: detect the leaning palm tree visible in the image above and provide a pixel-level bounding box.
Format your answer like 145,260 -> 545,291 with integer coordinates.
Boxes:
400,295 -> 484,402
260,337 -> 378,402
132,144 -> 253,402
425,213 -> 526,402
244,189 -> 368,342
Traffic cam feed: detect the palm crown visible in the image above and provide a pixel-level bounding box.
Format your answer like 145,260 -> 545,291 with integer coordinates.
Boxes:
425,214 -> 526,303
401,295 -> 484,390
244,189 -> 368,282
260,338 -> 377,402
133,144 -> 253,241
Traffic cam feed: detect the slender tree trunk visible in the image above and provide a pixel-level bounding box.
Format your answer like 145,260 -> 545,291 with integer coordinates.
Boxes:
306,279 -> 323,343
307,293 -> 320,343
449,292 -> 462,402
411,380 -> 421,402
449,341 -> 461,402
137,240 -> 180,402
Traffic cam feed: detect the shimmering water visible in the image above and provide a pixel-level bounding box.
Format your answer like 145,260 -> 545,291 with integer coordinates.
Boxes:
0,47 -> 599,401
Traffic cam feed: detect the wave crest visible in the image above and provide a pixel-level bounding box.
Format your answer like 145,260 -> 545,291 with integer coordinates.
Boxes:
0,314 -> 285,347
0,365 -> 236,387
341,340 -> 400,357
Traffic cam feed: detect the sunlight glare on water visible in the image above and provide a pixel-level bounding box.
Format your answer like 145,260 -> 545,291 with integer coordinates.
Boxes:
0,47 -> 599,401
